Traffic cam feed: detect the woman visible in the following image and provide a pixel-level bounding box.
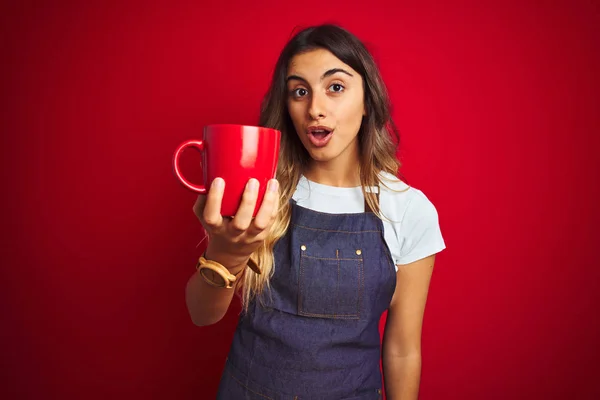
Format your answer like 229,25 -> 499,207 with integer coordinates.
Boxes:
186,24 -> 446,399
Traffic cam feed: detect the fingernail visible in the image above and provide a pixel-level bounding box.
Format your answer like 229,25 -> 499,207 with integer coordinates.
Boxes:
212,178 -> 224,189
268,180 -> 279,192
248,179 -> 259,191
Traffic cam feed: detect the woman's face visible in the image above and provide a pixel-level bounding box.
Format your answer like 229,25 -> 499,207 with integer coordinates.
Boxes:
286,48 -> 365,166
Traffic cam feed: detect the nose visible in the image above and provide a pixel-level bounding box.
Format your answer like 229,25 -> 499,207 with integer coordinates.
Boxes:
308,91 -> 326,120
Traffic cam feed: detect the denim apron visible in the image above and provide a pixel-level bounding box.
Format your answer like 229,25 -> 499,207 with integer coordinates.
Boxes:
216,197 -> 397,399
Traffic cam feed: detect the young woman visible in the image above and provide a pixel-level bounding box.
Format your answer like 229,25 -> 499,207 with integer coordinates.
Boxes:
186,24 -> 446,400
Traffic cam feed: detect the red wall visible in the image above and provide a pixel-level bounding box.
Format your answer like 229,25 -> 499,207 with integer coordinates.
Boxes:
3,1 -> 599,399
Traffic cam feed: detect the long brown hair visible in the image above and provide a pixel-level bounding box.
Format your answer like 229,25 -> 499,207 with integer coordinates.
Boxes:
238,24 -> 403,311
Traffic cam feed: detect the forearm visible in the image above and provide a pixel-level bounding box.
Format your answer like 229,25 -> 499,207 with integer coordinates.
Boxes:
382,353 -> 422,400
185,251 -> 247,326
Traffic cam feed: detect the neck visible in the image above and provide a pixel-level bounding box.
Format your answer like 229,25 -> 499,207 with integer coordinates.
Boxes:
303,149 -> 361,188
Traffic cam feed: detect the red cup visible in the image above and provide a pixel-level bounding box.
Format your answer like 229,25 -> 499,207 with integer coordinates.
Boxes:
173,124 -> 281,217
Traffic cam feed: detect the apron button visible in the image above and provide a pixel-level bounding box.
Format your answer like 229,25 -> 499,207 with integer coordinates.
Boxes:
301,245 -> 307,251
356,249 -> 362,255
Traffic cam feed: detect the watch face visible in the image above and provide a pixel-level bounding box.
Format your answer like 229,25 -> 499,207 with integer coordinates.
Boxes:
200,268 -> 228,288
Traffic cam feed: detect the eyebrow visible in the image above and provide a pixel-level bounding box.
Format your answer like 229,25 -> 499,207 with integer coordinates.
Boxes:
286,68 -> 354,84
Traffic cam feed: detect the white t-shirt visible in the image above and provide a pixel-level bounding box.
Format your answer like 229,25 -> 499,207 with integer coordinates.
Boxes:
292,172 -> 446,270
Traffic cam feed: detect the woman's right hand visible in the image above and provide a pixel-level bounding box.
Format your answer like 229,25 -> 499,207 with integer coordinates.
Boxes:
192,177 -> 280,270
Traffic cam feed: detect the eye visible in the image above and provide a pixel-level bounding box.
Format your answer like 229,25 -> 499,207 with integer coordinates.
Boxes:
291,88 -> 309,98
329,83 -> 345,93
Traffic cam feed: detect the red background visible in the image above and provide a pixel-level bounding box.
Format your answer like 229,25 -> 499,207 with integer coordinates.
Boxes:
2,0 -> 599,399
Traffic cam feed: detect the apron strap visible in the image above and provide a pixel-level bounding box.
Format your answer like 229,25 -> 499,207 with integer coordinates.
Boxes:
363,187 -> 380,214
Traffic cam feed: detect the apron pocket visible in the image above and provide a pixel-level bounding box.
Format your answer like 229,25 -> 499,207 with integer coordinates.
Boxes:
298,248 -> 364,319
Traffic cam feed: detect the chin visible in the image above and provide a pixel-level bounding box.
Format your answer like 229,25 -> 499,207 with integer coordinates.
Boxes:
306,148 -> 340,163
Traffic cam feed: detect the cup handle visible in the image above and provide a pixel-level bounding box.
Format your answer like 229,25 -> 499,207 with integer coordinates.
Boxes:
172,139 -> 206,194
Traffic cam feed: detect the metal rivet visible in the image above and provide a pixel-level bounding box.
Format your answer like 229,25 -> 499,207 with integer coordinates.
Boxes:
301,245 -> 306,251
356,249 -> 362,255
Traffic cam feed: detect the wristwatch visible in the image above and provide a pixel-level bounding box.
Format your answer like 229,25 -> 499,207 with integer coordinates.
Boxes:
196,255 -> 261,289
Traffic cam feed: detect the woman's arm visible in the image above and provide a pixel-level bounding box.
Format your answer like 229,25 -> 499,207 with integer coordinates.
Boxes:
185,257 -> 246,327
382,254 -> 436,400
185,178 -> 280,326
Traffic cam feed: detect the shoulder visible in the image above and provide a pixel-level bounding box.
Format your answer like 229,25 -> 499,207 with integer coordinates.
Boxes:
377,172 -> 446,265
377,171 -> 439,224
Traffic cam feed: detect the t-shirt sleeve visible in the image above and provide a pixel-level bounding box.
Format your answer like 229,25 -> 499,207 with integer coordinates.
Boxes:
395,191 -> 446,265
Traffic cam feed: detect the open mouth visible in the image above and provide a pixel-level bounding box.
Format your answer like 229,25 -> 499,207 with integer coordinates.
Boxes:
307,126 -> 334,147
